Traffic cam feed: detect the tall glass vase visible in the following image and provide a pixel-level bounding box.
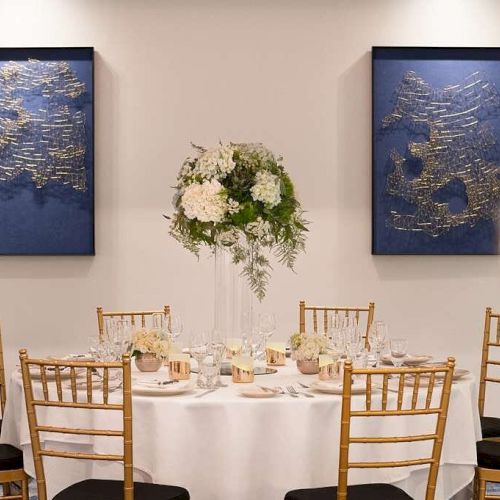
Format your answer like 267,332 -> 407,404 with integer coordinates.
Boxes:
213,245 -> 254,347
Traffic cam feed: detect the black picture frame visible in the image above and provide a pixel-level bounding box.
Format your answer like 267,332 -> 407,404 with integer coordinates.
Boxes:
0,47 -> 94,255
372,46 -> 500,255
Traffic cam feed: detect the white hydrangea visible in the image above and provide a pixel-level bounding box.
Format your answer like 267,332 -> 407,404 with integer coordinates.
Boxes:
194,145 -> 235,179
246,217 -> 273,244
181,179 -> 228,223
250,170 -> 281,207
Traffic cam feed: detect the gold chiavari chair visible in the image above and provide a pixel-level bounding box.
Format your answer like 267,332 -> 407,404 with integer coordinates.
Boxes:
19,350 -> 190,500
97,306 -> 171,340
0,328 -> 29,500
285,357 -> 456,500
299,301 -> 375,348
474,307 -> 500,500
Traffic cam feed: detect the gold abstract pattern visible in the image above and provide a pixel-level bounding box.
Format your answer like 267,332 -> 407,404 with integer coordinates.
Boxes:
382,70 -> 500,237
0,59 -> 87,191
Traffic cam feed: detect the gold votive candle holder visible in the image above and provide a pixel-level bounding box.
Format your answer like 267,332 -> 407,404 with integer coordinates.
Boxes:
266,342 -> 286,366
232,355 -> 254,383
169,353 -> 191,380
225,338 -> 242,359
318,354 -> 338,381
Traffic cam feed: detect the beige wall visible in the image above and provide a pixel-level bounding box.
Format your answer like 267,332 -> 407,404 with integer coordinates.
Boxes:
0,0 -> 499,412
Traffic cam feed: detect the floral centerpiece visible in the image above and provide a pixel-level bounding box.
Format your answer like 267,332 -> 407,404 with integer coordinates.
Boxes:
131,328 -> 170,372
167,142 -> 308,300
289,333 -> 327,374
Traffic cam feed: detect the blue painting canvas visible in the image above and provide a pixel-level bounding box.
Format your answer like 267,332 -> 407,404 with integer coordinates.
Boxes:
0,47 -> 94,255
372,47 -> 500,254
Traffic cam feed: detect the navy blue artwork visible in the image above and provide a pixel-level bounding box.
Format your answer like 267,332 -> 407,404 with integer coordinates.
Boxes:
373,47 -> 500,255
0,48 -> 94,255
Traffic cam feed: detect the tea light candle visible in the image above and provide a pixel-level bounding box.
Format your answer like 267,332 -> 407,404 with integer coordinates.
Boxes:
319,354 -> 338,381
169,353 -> 191,380
232,355 -> 254,383
266,342 -> 286,366
226,338 -> 242,358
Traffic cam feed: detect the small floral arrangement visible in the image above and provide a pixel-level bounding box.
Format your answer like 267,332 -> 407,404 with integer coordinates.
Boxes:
131,328 -> 170,359
292,334 -> 327,361
167,142 -> 308,300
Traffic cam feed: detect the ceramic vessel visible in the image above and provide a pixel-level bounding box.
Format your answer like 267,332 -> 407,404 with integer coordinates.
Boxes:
135,353 -> 162,372
296,359 -> 319,375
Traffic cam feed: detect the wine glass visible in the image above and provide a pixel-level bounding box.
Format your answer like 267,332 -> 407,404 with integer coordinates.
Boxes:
258,313 -> 276,340
167,314 -> 183,343
390,338 -> 408,367
368,320 -> 388,366
189,331 -> 208,388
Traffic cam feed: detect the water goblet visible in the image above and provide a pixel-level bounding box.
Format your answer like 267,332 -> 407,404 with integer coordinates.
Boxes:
390,338 -> 408,368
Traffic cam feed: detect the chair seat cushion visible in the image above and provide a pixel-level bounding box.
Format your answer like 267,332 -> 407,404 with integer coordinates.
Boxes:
481,416 -> 500,439
285,483 -> 412,500
0,444 -> 23,471
53,479 -> 189,500
477,440 -> 500,469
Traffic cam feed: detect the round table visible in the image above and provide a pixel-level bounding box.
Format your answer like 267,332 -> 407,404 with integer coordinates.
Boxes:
0,360 -> 481,500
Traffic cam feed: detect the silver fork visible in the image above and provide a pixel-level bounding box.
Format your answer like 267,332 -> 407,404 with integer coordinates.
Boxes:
275,386 -> 298,398
297,382 -> 310,389
287,385 -> 314,398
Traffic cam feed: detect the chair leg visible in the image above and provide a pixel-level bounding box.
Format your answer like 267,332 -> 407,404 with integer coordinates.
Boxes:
478,478 -> 487,500
21,475 -> 29,500
2,482 -> 11,497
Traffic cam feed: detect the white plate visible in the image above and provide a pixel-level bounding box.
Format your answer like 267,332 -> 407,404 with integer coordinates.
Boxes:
380,354 -> 433,366
404,355 -> 433,366
310,380 -> 366,395
132,381 -> 195,396
423,368 -> 470,381
21,367 -> 85,380
238,386 -> 279,398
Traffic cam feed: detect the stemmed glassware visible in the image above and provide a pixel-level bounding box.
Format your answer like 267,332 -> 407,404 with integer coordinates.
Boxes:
390,338 -> 408,367
189,331 -> 209,388
166,314 -> 183,344
368,320 -> 388,367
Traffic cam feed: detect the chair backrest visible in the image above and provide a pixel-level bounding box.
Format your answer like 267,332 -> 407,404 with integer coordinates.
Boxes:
19,350 -> 133,500
0,326 -> 7,416
478,306 -> 500,417
299,301 -> 375,348
338,357 -> 455,500
96,306 -> 170,340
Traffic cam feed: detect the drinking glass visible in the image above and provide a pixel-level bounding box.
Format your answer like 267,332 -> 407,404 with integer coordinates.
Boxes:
368,320 -> 388,366
390,338 -> 408,367
199,350 -> 219,389
210,340 -> 227,387
189,331 -> 208,388
258,313 -> 276,340
167,314 -> 183,343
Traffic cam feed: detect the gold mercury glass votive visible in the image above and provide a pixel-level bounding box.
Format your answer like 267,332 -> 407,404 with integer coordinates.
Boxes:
225,338 -> 243,359
232,355 -> 254,383
318,354 -> 338,381
169,353 -> 191,380
266,342 -> 286,366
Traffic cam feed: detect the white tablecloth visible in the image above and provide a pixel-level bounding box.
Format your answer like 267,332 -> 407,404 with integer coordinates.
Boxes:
1,360 -> 481,500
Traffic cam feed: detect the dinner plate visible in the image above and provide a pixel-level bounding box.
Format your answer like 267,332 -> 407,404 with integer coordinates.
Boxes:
380,354 -> 433,366
238,386 -> 279,398
310,380 -> 366,395
423,368 -> 470,380
21,367 -> 85,380
404,355 -> 433,366
132,381 -> 195,396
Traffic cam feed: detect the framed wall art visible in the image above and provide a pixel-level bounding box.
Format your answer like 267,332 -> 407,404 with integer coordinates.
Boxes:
372,47 -> 500,255
0,47 -> 94,255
